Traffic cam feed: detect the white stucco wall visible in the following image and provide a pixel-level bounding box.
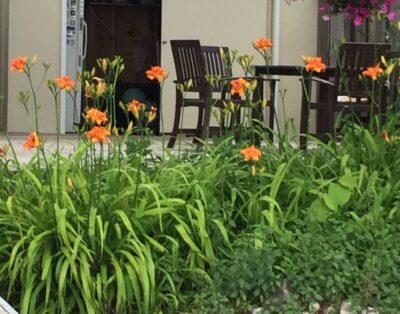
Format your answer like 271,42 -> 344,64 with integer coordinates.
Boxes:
7,0 -> 61,133
0,0 -> 9,131
5,0 -> 319,135
277,0 -> 319,133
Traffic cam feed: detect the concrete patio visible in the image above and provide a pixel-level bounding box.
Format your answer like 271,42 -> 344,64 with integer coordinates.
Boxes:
0,133 -> 200,163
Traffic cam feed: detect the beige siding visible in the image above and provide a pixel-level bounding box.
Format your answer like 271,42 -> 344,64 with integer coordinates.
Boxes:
0,0 -> 9,131
7,0 -> 61,133
278,0 -> 319,134
5,0 -> 319,135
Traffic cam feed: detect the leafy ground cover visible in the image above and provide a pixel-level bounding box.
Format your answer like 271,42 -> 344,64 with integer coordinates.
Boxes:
1,43 -> 400,313
2,121 -> 400,313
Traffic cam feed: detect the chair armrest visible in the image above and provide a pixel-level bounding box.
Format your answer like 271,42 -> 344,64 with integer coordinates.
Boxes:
217,76 -> 280,82
300,76 -> 335,86
173,76 -> 207,84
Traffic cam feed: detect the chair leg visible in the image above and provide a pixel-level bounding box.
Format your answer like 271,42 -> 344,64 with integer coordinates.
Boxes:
268,80 -> 276,142
327,104 -> 335,138
196,103 -> 205,136
192,106 -> 205,145
380,88 -> 387,126
167,92 -> 183,148
299,82 -> 310,150
200,88 -> 212,140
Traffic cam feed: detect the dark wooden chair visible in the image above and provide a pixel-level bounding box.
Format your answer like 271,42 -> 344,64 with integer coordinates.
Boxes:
300,42 -> 391,149
168,40 -> 210,148
200,45 -> 232,134
168,40 -> 277,148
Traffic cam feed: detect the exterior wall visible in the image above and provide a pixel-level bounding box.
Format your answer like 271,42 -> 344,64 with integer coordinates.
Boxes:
161,0 -> 273,132
5,0 -> 319,135
278,0 -> 319,133
0,0 -> 9,131
161,0 -> 319,134
7,0 -> 61,133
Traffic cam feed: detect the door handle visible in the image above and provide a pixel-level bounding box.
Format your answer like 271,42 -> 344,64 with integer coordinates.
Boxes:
82,20 -> 88,61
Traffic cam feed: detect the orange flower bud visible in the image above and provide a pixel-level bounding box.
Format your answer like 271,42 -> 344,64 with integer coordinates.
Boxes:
147,106 -> 158,123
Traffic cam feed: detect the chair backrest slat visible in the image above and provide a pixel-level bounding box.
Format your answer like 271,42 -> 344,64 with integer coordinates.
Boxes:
171,40 -> 206,91
201,46 -> 231,91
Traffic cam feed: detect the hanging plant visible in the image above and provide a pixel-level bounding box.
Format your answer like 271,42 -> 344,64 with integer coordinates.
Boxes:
319,0 -> 397,26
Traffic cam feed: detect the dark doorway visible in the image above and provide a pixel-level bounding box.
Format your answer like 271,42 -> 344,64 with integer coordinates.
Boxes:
84,0 -> 161,133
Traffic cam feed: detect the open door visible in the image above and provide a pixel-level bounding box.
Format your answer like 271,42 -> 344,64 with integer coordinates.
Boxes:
84,0 -> 161,132
62,0 -> 162,133
160,0 -> 270,132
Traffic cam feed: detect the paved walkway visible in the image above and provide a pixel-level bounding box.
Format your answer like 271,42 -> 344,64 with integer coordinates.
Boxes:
0,133 -> 198,163
0,133 -> 79,163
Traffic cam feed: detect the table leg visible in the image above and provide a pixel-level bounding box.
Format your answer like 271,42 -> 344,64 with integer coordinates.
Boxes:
316,79 -> 330,134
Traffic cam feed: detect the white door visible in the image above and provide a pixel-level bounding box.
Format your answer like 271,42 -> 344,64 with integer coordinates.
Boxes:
160,0 -> 271,132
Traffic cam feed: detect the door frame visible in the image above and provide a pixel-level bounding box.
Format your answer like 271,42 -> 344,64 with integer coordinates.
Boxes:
60,0 -> 68,133
0,0 -> 9,131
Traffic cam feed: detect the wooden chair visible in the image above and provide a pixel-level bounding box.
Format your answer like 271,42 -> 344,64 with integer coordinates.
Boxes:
200,45 -> 232,134
168,41 -> 240,147
300,42 -> 391,149
168,40 -> 210,148
168,40 -> 276,147
200,45 -> 278,142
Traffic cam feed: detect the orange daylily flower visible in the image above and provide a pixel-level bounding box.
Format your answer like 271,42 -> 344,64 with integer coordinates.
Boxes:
54,75 -> 75,91
230,78 -> 248,97
147,106 -> 157,123
86,108 -> 108,125
86,126 -> 110,144
23,132 -> 40,149
240,145 -> 262,162
127,99 -> 146,119
253,38 -> 273,50
362,64 -> 383,80
10,56 -> 28,72
304,57 -> 327,73
146,66 -> 168,82
86,108 -> 105,125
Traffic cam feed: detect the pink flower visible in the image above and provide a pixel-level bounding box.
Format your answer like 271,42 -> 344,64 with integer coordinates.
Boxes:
321,0 -> 396,26
353,16 -> 363,26
387,11 -> 396,21
322,15 -> 330,21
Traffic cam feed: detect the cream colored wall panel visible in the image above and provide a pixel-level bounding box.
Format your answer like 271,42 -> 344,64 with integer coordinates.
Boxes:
0,0 -> 9,131
278,0 -> 319,134
8,0 -> 61,133
161,0 -> 272,132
